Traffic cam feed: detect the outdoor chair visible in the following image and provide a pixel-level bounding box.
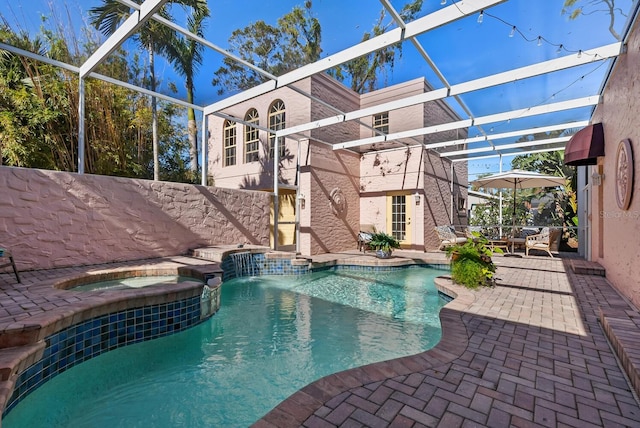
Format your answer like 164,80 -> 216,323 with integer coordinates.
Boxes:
0,247 -> 21,283
465,226 -> 484,241
525,227 -> 561,258
434,225 -> 467,250
357,224 -> 375,252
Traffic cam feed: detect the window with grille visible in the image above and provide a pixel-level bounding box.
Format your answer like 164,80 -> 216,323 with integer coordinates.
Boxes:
223,119 -> 236,167
268,100 -> 286,159
373,112 -> 389,135
244,108 -> 259,163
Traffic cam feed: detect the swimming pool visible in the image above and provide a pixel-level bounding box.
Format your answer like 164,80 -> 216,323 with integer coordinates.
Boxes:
3,266 -> 446,427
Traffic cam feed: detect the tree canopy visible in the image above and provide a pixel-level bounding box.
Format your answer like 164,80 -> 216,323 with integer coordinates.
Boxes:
0,19 -> 193,181
211,0 -> 321,95
212,0 -> 423,95
562,0 -> 626,41
331,0 -> 423,94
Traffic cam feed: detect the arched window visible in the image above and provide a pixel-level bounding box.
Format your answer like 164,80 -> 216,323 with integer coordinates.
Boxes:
268,100 -> 286,159
223,119 -> 236,167
244,108 -> 259,163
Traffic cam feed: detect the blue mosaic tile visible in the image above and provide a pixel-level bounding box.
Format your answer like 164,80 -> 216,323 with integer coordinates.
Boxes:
4,295 -> 205,417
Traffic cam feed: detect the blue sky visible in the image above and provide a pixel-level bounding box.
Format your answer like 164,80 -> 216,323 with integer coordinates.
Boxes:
0,0 -> 636,177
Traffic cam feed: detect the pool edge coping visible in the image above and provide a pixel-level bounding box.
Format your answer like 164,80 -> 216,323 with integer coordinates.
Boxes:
253,276 -> 474,428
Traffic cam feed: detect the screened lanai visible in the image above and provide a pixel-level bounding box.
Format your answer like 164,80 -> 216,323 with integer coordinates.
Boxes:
2,0 -> 635,166
1,0 -> 638,249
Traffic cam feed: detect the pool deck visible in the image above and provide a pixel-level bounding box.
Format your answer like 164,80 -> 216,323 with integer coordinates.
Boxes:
1,251 -> 640,427
256,251 -> 640,427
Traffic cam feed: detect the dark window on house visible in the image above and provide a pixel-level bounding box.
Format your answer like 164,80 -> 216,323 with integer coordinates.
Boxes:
244,108 -> 259,163
268,100 -> 286,159
223,120 -> 236,167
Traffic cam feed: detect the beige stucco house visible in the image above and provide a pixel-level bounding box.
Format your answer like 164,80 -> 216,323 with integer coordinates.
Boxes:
207,74 -> 468,256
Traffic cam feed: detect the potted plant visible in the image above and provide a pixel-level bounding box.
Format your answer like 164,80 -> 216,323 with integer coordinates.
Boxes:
368,231 -> 401,258
446,232 -> 502,288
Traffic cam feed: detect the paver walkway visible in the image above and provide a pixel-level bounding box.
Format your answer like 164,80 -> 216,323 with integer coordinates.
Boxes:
1,252 -> 639,427
256,254 -> 640,427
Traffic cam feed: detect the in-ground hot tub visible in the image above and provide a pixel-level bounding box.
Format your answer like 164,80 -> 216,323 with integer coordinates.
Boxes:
53,267 -> 221,291
0,262 -> 224,421
69,275 -> 203,291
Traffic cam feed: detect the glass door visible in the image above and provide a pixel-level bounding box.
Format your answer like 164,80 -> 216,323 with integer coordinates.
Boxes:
387,193 -> 411,246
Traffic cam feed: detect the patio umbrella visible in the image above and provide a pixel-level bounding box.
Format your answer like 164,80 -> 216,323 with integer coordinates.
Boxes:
471,169 -> 566,255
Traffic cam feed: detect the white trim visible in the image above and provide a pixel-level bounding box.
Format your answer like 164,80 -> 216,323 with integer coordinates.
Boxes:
451,146 -> 565,162
80,0 -> 168,77
428,121 -> 589,149
205,0 -> 504,114
442,136 -> 572,157
278,43 -> 618,141
450,43 -> 621,96
335,97 -> 598,151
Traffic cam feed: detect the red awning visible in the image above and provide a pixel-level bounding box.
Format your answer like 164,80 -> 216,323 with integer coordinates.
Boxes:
564,123 -> 604,166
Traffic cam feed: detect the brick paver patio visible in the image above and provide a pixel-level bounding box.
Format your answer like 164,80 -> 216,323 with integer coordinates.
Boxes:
256,253 -> 640,427
1,252 -> 639,427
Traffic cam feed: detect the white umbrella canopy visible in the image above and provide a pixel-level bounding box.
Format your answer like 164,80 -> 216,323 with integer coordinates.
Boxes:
472,169 -> 567,191
471,169 -> 566,253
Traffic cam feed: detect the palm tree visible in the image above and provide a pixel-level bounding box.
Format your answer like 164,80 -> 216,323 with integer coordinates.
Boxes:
161,1 -> 210,179
88,0 -> 180,181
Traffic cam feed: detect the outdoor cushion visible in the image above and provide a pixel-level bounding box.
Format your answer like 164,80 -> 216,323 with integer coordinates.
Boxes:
519,228 -> 540,238
435,226 -> 467,249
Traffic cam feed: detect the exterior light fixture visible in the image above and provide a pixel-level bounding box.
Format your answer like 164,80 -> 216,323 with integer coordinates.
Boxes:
509,26 -> 516,37
414,192 -> 421,205
298,193 -> 306,209
440,0 -> 446,5
477,10 -> 484,24
591,171 -> 604,186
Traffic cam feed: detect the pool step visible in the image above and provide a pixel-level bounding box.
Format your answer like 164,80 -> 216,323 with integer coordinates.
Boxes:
191,245 -> 271,263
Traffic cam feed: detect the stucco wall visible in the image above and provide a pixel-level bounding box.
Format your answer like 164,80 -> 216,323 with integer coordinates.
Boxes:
589,16 -> 640,308
207,81 -> 311,190
301,141 -> 360,255
423,152 -> 467,250
310,74 -> 360,143
0,167 -> 270,271
358,147 -> 465,251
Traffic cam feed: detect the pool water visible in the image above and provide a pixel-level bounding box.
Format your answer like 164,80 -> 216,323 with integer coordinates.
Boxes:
71,275 -> 202,291
4,267 -> 446,428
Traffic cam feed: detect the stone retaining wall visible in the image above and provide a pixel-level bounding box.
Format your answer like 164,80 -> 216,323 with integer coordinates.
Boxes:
0,167 -> 271,270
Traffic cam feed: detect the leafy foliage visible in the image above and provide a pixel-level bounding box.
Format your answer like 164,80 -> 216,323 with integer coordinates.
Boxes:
368,231 -> 401,253
446,233 -> 499,289
0,19 -> 193,182
561,0 -> 625,41
471,140 -> 577,245
331,0 -> 423,93
211,0 -> 423,96
511,150 -> 577,244
89,0 -> 210,180
211,1 -> 321,94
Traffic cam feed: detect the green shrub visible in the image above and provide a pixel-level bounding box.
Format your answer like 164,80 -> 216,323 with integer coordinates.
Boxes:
368,231 -> 401,253
451,258 -> 486,289
446,232 -> 500,289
